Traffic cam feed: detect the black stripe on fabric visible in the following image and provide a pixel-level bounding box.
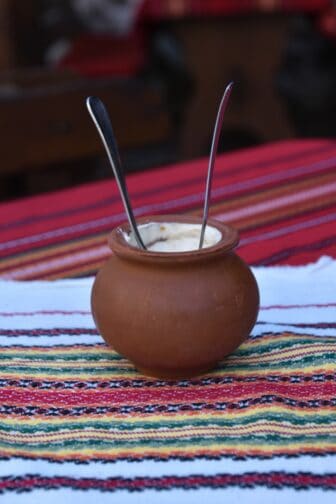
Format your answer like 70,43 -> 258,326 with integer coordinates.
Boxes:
0,328 -> 99,336
1,396 -> 335,417
0,373 -> 334,390
0,451 -> 335,465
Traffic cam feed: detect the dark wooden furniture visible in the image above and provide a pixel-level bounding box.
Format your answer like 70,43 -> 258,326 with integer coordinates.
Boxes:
0,1 -> 332,199
0,69 -> 170,176
0,2 -> 176,198
168,15 -> 296,158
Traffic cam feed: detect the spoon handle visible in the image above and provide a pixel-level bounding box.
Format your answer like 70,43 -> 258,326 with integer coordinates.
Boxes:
199,82 -> 234,249
86,96 -> 146,250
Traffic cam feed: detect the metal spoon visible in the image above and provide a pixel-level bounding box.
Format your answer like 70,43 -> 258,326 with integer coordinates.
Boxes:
199,81 -> 234,249
86,96 -> 146,249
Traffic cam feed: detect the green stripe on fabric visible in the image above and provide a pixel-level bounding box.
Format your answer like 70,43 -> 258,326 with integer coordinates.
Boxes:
0,413 -> 335,434
0,435 -> 335,451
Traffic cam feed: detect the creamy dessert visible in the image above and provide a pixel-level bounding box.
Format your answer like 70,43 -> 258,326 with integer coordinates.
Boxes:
124,222 -> 222,252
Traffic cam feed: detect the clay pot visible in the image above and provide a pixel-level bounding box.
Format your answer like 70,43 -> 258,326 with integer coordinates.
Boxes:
91,215 -> 259,379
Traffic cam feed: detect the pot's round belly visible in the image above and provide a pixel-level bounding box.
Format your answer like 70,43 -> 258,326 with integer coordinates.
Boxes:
91,252 -> 259,379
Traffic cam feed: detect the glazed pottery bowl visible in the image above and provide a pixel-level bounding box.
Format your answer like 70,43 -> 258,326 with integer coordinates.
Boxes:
91,215 -> 259,379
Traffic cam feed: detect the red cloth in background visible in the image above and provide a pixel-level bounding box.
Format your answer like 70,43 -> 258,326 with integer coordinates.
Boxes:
141,0 -> 331,19
318,6 -> 336,38
57,0 -> 332,78
57,31 -> 146,78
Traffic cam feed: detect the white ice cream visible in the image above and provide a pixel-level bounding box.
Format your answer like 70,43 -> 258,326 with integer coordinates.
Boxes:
124,222 -> 222,252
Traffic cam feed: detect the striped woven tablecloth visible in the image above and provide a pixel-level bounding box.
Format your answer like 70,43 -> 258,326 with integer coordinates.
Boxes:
0,139 -> 335,502
0,139 -> 336,280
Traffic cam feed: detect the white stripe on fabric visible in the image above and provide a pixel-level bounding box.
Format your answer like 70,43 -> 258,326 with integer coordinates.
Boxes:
1,454 -> 335,479
4,486 -> 336,504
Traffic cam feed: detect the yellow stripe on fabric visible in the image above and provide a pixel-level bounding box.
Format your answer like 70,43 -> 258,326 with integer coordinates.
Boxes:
2,405 -> 335,427
1,424 -> 336,444
2,333 -> 331,355
226,346 -> 334,363
1,442 -> 335,461
1,362 -> 335,381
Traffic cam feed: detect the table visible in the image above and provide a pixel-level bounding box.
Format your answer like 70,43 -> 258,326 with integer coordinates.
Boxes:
0,139 -> 335,503
1,139 -> 335,279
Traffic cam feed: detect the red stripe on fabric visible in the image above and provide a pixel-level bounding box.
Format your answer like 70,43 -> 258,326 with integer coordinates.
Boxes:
251,238 -> 336,266
260,303 -> 336,310
0,471 -> 336,492
2,382 -> 336,406
239,214 -> 336,265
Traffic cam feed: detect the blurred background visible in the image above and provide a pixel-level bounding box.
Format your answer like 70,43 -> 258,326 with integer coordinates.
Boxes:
0,0 -> 335,201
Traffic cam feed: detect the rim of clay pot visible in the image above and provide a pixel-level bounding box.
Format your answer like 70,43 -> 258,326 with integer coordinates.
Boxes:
108,215 -> 239,263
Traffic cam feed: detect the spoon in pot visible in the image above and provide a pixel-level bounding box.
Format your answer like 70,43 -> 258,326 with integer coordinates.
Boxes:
199,82 -> 234,249
86,96 -> 146,249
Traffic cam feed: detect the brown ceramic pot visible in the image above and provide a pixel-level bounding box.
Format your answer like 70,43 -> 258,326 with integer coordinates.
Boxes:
91,215 -> 259,379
